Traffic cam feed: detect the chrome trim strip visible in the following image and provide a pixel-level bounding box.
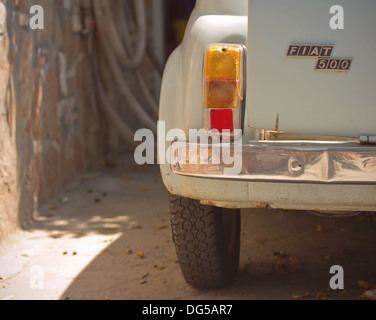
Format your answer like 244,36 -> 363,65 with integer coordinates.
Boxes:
170,141 -> 376,184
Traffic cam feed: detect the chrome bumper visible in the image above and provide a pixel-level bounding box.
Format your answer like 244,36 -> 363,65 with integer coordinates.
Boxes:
170,141 -> 376,184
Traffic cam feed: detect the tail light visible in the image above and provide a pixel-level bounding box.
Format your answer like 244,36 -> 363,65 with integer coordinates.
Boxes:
203,44 -> 245,134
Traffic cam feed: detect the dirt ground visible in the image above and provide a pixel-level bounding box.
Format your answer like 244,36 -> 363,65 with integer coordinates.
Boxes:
1,155 -> 376,300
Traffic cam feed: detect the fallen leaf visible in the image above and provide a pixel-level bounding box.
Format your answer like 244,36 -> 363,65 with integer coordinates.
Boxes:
63,251 -> 68,255
141,273 -> 150,279
316,288 -> 338,300
292,292 -> 310,300
357,280 -> 373,290
316,292 -> 330,300
72,251 -> 77,256
155,225 -> 169,231
140,281 -> 147,285
126,249 -> 133,255
157,267 -> 165,271
137,251 -> 144,259
173,259 -> 179,264
103,296 -> 110,301
87,189 -> 93,194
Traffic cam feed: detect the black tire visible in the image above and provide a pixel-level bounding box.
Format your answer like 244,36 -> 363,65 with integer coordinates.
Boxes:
170,194 -> 241,289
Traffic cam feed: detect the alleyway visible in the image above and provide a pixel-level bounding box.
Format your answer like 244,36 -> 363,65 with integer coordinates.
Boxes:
1,155 -> 376,300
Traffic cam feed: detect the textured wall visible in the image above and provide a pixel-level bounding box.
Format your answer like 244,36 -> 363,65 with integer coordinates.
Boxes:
0,0 -> 108,242
0,0 -> 18,242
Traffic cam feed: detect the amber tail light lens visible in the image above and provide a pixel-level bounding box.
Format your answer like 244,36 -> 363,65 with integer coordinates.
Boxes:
207,80 -> 238,108
203,44 -> 245,134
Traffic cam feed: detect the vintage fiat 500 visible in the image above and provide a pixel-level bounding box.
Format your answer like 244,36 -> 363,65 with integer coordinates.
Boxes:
158,0 -> 376,289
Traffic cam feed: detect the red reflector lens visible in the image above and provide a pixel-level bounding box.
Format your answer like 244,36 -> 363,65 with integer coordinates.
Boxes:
211,110 -> 234,133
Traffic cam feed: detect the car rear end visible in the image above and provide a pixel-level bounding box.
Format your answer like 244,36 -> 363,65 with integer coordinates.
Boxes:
160,0 -> 376,214
158,0 -> 376,289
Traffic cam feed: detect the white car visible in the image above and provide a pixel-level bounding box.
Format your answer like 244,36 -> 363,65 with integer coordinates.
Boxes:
159,0 -> 376,289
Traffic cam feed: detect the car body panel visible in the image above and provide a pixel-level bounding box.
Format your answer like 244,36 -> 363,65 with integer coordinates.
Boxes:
158,0 -> 376,212
247,0 -> 376,137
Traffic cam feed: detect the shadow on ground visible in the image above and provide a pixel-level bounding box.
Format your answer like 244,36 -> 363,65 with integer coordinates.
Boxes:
60,207 -> 376,300
8,155 -> 376,300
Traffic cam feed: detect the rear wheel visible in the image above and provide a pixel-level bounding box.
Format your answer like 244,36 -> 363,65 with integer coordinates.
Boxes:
170,194 -> 241,289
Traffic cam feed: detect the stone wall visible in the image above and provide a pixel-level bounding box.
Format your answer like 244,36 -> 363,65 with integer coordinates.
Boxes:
0,0 -> 108,242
